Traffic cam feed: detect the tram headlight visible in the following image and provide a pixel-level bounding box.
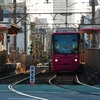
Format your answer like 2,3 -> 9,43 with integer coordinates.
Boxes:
55,59 -> 58,62
74,59 -> 77,62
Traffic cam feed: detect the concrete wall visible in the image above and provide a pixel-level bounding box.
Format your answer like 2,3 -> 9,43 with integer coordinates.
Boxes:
18,51 -> 34,66
10,50 -> 34,66
0,50 -> 7,66
85,49 -> 100,71
95,9 -> 100,24
95,9 -> 100,46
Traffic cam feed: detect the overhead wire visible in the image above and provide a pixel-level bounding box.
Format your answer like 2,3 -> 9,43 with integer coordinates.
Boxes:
0,0 -> 89,11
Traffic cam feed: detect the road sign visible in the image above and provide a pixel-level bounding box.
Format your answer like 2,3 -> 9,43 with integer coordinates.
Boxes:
30,66 -> 35,85
80,25 -> 100,30
79,24 -> 100,34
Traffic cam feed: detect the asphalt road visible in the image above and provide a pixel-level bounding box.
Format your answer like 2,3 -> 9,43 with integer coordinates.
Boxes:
0,84 -> 100,100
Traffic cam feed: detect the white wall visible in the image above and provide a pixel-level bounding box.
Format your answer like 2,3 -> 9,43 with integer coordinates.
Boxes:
17,33 -> 24,52
26,0 -> 53,28
95,9 -> 100,24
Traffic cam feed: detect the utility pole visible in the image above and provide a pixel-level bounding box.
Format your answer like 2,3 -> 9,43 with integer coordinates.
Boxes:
92,0 -> 95,24
13,0 -> 17,50
81,15 -> 85,49
91,0 -> 96,48
66,0 -> 67,27
89,0 -> 98,48
24,0 -> 27,54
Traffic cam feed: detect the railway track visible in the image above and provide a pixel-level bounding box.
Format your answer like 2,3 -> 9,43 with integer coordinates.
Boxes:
48,73 -> 100,96
1,66 -> 100,96
19,68 -> 56,84
0,67 -> 48,84
49,72 -> 76,85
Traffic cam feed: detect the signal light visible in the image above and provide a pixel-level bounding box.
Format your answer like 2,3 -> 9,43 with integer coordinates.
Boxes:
55,59 -> 58,62
74,59 -> 77,62
11,32 -> 17,36
88,34 -> 92,41
6,35 -> 10,43
7,36 -> 10,39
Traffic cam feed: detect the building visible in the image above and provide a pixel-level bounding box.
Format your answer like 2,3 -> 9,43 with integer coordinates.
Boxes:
0,0 -> 25,54
0,0 -> 96,55
25,0 -> 53,55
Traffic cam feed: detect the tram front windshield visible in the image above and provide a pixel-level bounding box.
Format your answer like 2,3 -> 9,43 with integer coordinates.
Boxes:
53,34 -> 79,54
